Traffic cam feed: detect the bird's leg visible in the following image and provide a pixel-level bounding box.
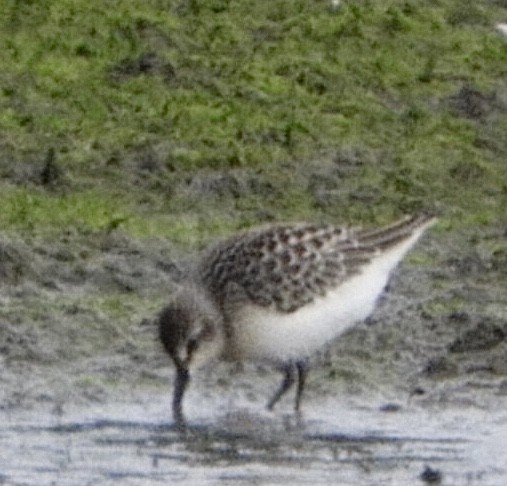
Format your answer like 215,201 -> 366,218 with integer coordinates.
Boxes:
172,363 -> 190,429
294,360 -> 308,412
267,364 -> 296,411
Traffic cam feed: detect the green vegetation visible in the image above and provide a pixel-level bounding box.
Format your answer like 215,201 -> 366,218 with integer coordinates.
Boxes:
1,0 -> 507,243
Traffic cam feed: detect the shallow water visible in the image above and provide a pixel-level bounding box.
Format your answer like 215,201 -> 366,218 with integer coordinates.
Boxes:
1,392 -> 506,486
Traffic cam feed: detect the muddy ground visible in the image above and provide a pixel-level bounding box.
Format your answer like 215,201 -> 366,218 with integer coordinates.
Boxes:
1,220 -> 506,485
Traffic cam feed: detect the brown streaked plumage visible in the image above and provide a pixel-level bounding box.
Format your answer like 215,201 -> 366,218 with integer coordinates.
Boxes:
158,213 -> 437,427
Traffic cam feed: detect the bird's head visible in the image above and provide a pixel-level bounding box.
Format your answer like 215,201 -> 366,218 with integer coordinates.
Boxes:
158,287 -> 224,371
158,287 -> 224,427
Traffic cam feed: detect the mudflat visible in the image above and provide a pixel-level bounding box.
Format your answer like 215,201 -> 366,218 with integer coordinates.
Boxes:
1,221 -> 506,484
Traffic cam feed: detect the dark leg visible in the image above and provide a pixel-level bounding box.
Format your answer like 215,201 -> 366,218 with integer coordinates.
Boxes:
172,365 -> 190,428
267,364 -> 296,411
294,360 -> 308,411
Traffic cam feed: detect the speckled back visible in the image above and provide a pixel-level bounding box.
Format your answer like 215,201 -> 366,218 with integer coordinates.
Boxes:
197,214 -> 434,314
198,223 -> 365,312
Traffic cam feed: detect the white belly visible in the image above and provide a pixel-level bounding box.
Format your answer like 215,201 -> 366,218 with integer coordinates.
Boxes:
227,232 -> 423,363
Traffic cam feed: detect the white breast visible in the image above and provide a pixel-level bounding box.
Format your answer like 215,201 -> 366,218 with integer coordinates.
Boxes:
228,228 -> 427,363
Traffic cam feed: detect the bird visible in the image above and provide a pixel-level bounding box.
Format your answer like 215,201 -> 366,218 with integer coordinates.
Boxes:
158,213 -> 437,427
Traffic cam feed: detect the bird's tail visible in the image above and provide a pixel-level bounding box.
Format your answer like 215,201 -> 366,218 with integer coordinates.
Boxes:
355,213 -> 437,250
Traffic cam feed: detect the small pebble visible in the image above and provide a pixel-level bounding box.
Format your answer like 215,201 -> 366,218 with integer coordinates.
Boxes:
420,465 -> 442,483
379,403 -> 402,412
411,387 -> 426,396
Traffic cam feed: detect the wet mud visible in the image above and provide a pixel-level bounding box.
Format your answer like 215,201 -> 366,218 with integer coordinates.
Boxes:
1,223 -> 506,484
1,390 -> 506,485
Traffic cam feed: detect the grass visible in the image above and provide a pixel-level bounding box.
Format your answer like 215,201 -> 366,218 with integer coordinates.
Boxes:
1,0 -> 507,243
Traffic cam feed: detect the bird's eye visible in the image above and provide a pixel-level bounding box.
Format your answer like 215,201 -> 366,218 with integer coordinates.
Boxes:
187,338 -> 199,356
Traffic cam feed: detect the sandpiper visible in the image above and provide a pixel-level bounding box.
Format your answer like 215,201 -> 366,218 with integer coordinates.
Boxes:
158,213 -> 436,426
